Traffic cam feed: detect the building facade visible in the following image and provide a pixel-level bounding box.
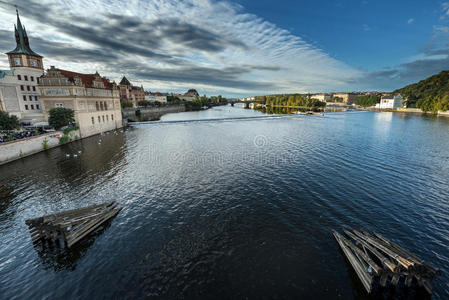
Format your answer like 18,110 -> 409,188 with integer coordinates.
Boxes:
332,93 -> 358,104
0,10 -> 44,123
377,94 -> 404,109
174,89 -> 199,101
39,67 -> 122,137
145,92 -> 168,103
312,94 -> 333,102
118,76 -> 145,107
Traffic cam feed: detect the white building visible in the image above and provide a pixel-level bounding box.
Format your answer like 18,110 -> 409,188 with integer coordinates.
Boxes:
145,92 -> 167,103
376,94 -> 404,109
0,10 -> 44,123
312,94 -> 333,102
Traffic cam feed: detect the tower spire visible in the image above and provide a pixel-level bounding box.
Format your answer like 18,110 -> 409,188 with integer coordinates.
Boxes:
7,8 -> 42,58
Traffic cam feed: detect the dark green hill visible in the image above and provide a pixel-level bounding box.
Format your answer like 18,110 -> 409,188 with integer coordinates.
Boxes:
394,71 -> 449,109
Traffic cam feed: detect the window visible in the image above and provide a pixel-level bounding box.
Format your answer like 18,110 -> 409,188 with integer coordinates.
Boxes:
30,59 -> 38,67
102,115 -> 105,122
98,116 -> 101,123
29,96 -> 33,101
25,105 -> 28,110
36,105 -> 39,110
35,96 -> 39,101
24,75 -> 28,81
104,101 -> 107,110
21,85 -> 24,91
96,102 -> 99,111
31,105 -> 34,109
37,78 -> 40,84
32,86 -> 36,92
56,103 -> 63,108
91,117 -> 95,125
31,76 -> 34,82
18,75 -> 22,80
14,58 -> 21,66
27,86 -> 30,91
111,114 -> 114,121
106,115 -> 109,121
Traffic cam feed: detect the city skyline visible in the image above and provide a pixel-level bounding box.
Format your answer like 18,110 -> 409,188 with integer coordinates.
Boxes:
0,0 -> 448,97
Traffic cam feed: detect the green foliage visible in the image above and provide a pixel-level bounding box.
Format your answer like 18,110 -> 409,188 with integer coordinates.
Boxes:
63,126 -> 77,135
257,94 -> 325,108
167,95 -> 181,102
42,138 -> 49,150
59,135 -> 70,144
354,95 -> 380,107
138,100 -> 151,107
185,95 -> 228,110
395,70 -> 449,109
0,111 -> 19,130
120,100 -> 133,108
416,94 -> 449,112
49,108 -> 74,130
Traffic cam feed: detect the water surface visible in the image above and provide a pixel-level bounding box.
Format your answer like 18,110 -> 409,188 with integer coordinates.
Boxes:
1,106 -> 448,299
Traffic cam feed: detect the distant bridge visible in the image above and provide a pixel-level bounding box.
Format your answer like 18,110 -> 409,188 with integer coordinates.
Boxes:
229,99 -> 265,108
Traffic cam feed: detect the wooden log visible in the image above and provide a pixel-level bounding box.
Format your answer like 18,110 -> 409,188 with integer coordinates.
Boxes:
66,207 -> 122,248
337,232 -> 382,275
353,230 -> 415,270
344,230 -> 399,273
334,231 -> 373,293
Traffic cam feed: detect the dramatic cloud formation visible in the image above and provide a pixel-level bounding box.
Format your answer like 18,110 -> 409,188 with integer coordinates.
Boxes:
0,0 -> 358,96
0,0 -> 448,96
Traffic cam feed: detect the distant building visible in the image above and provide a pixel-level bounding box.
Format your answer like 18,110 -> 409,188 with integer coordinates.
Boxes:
312,94 -> 333,102
145,92 -> 167,103
332,93 -> 358,104
376,94 -> 404,109
118,76 -> 145,107
39,67 -> 122,137
175,89 -> 199,101
0,10 -> 44,123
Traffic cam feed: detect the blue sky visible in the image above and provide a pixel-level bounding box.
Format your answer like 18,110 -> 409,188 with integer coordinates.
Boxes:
0,0 -> 448,97
236,0 -> 444,71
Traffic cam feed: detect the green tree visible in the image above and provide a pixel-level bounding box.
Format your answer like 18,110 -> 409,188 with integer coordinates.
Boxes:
138,100 -> 151,107
48,107 -> 75,130
0,111 -> 19,130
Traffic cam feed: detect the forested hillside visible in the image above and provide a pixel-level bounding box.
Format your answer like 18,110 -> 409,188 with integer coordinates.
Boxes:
395,71 -> 449,111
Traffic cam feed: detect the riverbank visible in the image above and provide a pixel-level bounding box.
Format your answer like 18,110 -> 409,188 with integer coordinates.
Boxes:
356,106 -> 449,117
0,129 -> 80,165
122,105 -> 186,122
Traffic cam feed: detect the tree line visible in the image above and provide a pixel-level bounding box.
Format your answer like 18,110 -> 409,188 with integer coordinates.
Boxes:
255,94 -> 325,108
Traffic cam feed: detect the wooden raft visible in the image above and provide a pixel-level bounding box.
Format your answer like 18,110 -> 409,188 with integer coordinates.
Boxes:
333,229 -> 440,295
26,202 -> 122,248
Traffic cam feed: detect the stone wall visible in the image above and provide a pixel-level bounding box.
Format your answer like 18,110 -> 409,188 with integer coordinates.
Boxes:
122,105 -> 186,122
0,130 -> 80,165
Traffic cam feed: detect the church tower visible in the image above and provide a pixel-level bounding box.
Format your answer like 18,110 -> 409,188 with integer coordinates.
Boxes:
7,9 -> 43,70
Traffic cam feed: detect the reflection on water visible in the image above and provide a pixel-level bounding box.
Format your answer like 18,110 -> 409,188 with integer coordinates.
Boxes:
1,107 -> 449,299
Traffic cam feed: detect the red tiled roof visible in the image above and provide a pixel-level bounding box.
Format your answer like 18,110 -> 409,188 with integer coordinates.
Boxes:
56,69 -> 113,89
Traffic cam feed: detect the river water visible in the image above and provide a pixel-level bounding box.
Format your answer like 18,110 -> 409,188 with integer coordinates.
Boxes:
1,106 -> 448,299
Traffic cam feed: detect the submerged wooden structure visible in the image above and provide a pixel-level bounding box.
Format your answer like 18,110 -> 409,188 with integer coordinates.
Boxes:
333,229 -> 440,296
26,202 -> 122,248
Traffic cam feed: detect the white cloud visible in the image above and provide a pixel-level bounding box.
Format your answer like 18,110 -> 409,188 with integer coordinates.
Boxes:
0,0 -> 360,96
407,18 -> 414,24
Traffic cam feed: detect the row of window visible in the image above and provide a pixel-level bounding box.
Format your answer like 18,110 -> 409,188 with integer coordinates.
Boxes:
91,114 -> 114,125
23,95 -> 39,101
17,75 -> 39,83
96,101 -> 109,111
20,85 -> 37,92
24,104 -> 40,110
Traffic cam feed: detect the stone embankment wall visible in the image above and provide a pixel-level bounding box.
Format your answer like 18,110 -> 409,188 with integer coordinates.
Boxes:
0,130 -> 80,165
122,105 -> 186,122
